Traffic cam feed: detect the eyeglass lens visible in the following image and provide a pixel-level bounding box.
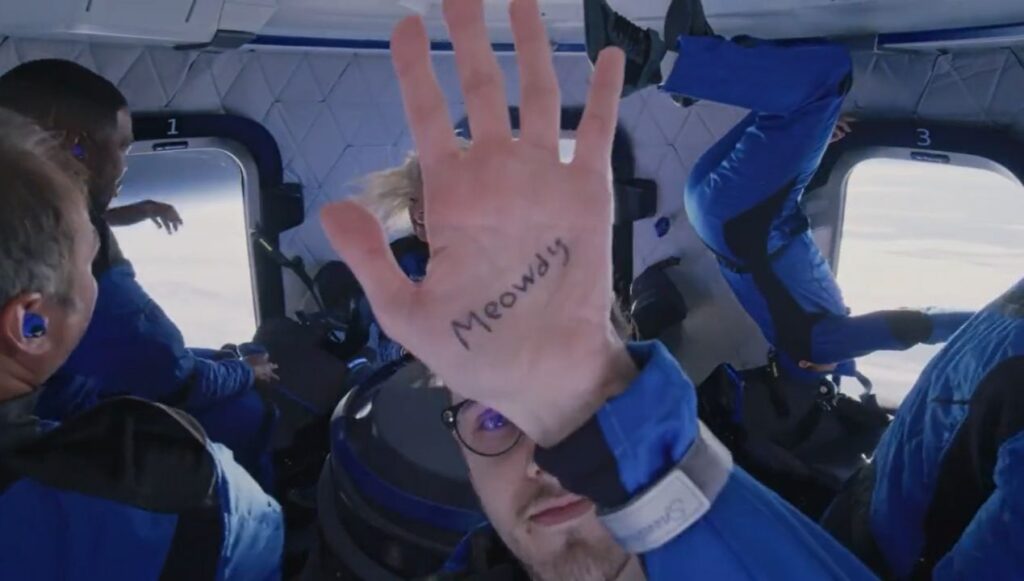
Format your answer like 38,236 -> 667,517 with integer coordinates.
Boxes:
455,401 -> 522,457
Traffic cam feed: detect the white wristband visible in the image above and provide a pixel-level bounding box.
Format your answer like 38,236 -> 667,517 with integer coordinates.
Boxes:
598,421 -> 733,554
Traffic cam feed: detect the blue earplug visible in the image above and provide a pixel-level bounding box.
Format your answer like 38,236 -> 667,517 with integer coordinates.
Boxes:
71,143 -> 85,160
23,313 -> 46,339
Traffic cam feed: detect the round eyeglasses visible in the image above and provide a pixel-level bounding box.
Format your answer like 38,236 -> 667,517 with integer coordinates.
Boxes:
441,400 -> 523,457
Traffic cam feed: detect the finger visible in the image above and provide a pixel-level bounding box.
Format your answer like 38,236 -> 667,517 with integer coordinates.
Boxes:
573,48 -> 625,172
510,0 -> 560,153
444,0 -> 512,142
392,16 -> 459,165
151,217 -> 163,229
837,120 -> 851,133
320,201 -> 414,321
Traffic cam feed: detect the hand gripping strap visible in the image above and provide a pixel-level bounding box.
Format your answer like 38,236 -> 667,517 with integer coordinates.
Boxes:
598,421 -> 733,553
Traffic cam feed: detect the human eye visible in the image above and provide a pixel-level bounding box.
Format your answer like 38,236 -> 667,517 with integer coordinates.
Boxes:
476,408 -> 510,432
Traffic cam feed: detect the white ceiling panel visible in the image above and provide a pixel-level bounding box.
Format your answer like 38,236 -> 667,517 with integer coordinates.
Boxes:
260,0 -> 1024,46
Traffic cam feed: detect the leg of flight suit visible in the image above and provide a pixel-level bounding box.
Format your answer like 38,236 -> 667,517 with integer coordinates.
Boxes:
664,36 -> 851,263
658,36 -> 853,361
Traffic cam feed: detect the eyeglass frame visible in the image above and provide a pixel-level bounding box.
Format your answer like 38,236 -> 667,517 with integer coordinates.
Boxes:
441,399 -> 524,458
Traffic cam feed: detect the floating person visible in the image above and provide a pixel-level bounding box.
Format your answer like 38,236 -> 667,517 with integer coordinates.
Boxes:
584,0 -> 974,386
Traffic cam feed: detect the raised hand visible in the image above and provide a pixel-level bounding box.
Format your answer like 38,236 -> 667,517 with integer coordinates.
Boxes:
320,0 -> 634,447
104,199 -> 183,233
145,200 -> 183,234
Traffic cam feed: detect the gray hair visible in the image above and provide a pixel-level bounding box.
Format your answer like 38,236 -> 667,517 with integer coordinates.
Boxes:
0,108 -> 87,306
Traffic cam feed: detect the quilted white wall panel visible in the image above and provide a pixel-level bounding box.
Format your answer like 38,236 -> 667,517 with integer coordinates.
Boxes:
847,47 -> 1024,136
2,36 -> 1022,378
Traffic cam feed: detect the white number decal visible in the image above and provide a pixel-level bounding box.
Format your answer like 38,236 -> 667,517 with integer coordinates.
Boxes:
167,118 -> 180,137
916,128 -> 932,147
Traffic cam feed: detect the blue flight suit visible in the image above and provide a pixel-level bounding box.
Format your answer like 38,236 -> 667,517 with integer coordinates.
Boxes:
445,342 -> 876,579
665,35 -> 971,380
37,221 -> 275,488
0,393 -> 282,580
826,278 -> 1024,579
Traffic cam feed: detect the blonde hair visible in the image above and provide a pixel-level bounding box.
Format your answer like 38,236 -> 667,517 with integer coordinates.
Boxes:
358,138 -> 470,234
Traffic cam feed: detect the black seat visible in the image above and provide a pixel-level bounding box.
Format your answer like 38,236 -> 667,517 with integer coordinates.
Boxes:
630,257 -> 689,341
697,363 -> 890,519
310,359 -> 485,579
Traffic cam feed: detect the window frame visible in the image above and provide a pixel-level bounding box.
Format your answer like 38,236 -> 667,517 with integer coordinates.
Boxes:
124,137 -> 263,331
803,120 -> 1024,273
131,113 -> 303,323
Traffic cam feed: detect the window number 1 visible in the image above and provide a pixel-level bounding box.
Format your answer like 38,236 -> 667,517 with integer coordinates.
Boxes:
916,128 -> 932,147
167,118 -> 180,137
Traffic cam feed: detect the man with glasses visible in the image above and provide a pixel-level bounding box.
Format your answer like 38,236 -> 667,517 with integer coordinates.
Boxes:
439,395 -> 644,579
322,0 -> 874,579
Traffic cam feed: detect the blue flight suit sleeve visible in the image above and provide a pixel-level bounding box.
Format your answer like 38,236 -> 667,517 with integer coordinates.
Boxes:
43,265 -> 254,417
36,373 -> 103,420
185,355 -> 256,411
536,342 -> 875,580
933,431 -> 1024,580
810,309 -> 974,365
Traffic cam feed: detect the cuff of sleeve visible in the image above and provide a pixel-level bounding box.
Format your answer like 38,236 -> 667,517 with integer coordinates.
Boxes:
535,342 -> 698,508
534,413 -> 631,507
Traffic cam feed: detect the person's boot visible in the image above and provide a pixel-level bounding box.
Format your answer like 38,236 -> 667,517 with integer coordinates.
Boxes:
584,0 -> 717,103
663,0 -> 716,52
583,0 -> 667,97
662,0 -> 717,107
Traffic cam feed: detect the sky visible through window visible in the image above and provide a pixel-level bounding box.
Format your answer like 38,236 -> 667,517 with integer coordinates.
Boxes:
114,149 -> 256,349
837,158 -> 1024,405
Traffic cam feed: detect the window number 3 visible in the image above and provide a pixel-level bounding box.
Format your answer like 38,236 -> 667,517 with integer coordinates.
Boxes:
916,128 -> 932,147
167,118 -> 180,137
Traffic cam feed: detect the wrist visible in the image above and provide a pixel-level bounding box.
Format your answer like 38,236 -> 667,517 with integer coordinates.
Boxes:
526,339 -> 636,448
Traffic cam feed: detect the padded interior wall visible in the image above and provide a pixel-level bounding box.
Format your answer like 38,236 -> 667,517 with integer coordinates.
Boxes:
2,35 -> 1022,380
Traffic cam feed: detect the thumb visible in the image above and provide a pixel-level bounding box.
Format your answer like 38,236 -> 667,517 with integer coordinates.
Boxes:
320,201 -> 412,317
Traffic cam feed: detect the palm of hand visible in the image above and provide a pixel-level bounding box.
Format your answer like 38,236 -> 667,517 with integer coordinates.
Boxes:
321,0 -> 629,444
401,143 -> 614,412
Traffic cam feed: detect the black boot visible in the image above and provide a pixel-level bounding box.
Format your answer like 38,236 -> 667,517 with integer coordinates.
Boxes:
663,0 -> 716,52
663,0 -> 716,107
583,0 -> 667,97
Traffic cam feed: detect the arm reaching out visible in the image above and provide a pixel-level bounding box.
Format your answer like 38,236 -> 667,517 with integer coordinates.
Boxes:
105,200 -> 183,233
